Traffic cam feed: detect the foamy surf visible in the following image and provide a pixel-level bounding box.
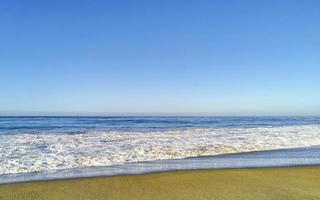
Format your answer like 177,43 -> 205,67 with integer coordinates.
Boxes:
1,124 -> 320,175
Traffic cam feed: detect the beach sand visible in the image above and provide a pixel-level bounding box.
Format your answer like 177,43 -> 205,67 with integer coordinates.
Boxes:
0,166 -> 320,200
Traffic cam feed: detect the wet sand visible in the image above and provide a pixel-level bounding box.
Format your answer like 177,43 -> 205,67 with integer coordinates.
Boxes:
1,166 -> 320,200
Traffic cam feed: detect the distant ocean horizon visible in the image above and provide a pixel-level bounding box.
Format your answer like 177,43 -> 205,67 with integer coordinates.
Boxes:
1,116 -> 320,183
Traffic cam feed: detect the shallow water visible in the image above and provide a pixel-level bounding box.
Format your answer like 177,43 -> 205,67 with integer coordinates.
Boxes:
1,116 -> 320,183
1,146 -> 320,184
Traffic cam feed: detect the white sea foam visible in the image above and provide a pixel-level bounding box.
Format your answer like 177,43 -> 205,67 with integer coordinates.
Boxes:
1,125 -> 320,174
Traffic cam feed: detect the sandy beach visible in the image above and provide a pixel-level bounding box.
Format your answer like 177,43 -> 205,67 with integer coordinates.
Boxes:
1,166 -> 320,200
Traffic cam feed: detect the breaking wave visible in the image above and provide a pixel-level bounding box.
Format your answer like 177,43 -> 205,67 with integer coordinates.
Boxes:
1,124 -> 320,174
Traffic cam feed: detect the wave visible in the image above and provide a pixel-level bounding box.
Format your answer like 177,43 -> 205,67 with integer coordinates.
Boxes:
1,125 -> 320,174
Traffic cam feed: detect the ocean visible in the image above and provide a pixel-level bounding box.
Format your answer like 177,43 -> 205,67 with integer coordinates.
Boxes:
1,116 -> 320,184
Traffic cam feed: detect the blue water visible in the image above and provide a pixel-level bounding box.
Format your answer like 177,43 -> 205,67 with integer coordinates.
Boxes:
1,116 -> 320,184
1,116 -> 320,134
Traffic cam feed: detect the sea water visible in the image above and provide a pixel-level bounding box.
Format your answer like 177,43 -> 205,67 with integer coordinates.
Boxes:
1,116 -> 320,183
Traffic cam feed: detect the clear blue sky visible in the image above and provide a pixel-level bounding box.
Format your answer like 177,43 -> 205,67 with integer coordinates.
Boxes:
0,0 -> 319,116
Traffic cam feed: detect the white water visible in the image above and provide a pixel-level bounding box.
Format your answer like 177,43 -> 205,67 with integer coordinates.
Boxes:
1,125 -> 320,174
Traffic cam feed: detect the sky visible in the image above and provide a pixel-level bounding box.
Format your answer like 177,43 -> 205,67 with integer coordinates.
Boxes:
0,0 -> 319,116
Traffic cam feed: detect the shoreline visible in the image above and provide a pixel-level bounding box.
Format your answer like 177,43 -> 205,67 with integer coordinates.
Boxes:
1,166 -> 320,200
2,164 -> 320,186
1,145 -> 320,185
